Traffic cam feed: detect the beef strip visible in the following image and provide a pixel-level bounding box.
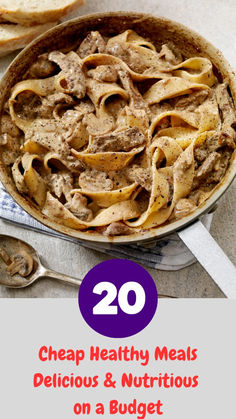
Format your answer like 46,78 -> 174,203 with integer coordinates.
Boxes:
193,149 -> 231,188
55,110 -> 88,151
0,128 -> 21,153
65,156 -> 85,173
218,125 -> 235,148
24,119 -> 70,158
106,42 -> 147,73
2,150 -> 20,166
174,198 -> 196,219
174,89 -> 209,111
125,165 -> 152,191
74,100 -> 95,114
195,128 -> 232,162
43,92 -> 75,107
65,193 -> 93,221
0,115 -> 22,164
215,82 -> 236,127
157,44 -> 183,68
28,53 -> 57,78
89,127 -> 145,153
174,147 -> 193,173
77,31 -> 106,58
215,82 -> 236,148
118,69 -> 150,114
206,150 -> 231,183
49,51 -> 86,99
82,113 -> 114,136
195,123 -> 235,163
87,65 -> 118,82
1,114 -> 21,137
48,172 -> 73,201
79,169 -> 113,191
103,222 -> 133,236
195,152 -> 221,180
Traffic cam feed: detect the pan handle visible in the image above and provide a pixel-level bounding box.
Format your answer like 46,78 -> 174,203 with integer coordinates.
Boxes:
178,220 -> 236,298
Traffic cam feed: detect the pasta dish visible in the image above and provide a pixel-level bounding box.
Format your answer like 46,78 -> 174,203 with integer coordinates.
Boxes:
1,30 -> 235,236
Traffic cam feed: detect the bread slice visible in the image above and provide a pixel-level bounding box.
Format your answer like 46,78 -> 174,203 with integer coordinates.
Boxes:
0,0 -> 84,26
0,21 -> 57,57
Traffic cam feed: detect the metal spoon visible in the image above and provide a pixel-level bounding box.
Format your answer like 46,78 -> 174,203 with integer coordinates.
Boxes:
0,234 -> 82,289
0,234 -> 177,297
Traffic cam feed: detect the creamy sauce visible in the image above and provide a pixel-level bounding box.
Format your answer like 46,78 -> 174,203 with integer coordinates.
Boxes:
1,30 -> 235,236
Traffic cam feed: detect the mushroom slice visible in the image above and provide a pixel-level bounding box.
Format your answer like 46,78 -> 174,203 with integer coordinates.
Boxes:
6,250 -> 34,278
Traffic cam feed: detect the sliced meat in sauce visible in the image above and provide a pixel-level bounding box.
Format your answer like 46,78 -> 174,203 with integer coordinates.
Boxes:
118,69 -> 150,113
103,222 -> 133,236
215,82 -> 236,127
206,150 -> 232,184
174,198 -> 196,219
87,65 -> 118,82
89,127 -> 146,153
25,119 -> 70,158
43,92 -> 75,107
125,165 -> 152,191
75,100 -> 95,115
193,149 -> 231,189
83,113 -> 114,136
158,44 -> 183,68
79,169 -> 113,191
77,31 -> 106,58
215,83 -> 236,148
195,151 -> 221,180
106,42 -> 147,73
65,156 -> 85,174
54,109 -> 89,150
174,89 -> 209,111
0,115 -> 23,164
2,150 -> 20,166
65,193 -> 93,221
218,125 -> 235,148
49,51 -> 86,99
1,115 -> 21,137
48,172 -> 73,201
194,128 -> 234,163
28,53 -> 57,78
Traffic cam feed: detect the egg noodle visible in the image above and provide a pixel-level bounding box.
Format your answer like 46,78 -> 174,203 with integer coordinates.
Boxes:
1,30 -> 235,236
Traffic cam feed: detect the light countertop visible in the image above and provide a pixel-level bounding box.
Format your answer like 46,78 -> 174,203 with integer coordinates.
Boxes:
0,0 -> 235,298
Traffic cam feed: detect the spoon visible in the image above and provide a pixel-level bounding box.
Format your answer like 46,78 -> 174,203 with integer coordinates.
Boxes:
0,234 -> 177,297
0,234 -> 82,289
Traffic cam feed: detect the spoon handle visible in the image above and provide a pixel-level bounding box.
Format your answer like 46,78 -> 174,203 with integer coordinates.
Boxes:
40,267 -> 82,287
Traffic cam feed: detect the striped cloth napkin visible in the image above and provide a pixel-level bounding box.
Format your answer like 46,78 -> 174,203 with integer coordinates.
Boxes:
0,184 -> 213,270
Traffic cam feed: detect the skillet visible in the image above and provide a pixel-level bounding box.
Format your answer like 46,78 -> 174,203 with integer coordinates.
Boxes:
0,12 -> 235,296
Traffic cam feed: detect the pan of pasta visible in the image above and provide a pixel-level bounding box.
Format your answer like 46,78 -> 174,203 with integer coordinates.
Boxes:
0,12 -> 236,294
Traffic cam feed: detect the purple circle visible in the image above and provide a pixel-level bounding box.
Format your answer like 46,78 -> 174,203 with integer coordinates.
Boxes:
78,259 -> 158,338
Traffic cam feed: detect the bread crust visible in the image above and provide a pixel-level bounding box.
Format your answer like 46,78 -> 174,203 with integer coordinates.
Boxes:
0,21 -> 57,56
0,0 -> 84,26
